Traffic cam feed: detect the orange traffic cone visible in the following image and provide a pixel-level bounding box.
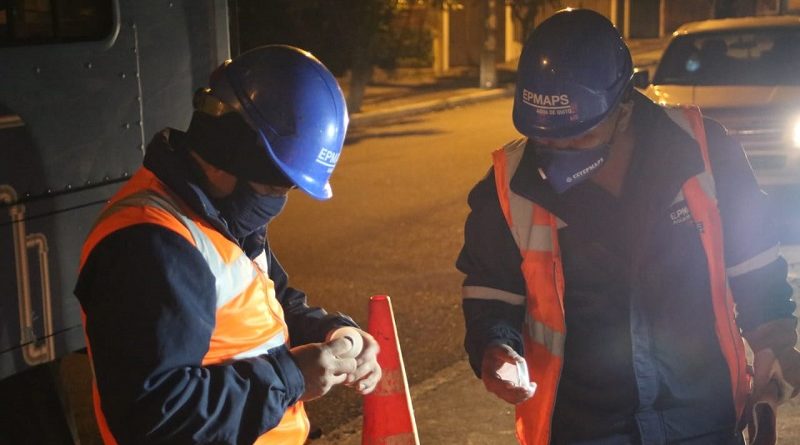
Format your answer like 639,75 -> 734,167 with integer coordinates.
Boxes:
362,295 -> 420,445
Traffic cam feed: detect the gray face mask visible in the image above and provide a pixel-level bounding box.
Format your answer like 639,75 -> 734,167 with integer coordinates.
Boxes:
536,142 -> 611,193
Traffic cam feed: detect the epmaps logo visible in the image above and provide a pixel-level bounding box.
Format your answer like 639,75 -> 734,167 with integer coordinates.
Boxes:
565,158 -> 605,183
669,205 -> 692,225
316,148 -> 340,172
522,89 -> 573,116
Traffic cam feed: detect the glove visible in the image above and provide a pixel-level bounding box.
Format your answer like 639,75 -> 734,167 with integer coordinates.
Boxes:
327,327 -> 382,395
743,318 -> 800,402
741,318 -> 800,445
480,343 -> 536,405
290,338 -> 357,402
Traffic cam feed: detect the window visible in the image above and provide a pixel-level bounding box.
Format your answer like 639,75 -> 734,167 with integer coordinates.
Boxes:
654,27 -> 800,86
0,0 -> 113,47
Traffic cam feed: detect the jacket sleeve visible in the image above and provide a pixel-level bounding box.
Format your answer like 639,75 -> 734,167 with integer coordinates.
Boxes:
265,240 -> 358,346
457,168 -> 527,377
74,225 -> 305,445
704,117 -> 796,332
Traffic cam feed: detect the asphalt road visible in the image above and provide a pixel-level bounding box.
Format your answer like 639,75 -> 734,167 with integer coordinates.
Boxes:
268,96 -> 520,435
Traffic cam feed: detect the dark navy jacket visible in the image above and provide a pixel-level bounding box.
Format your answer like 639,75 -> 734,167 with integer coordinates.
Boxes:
458,92 -> 795,444
74,130 -> 356,444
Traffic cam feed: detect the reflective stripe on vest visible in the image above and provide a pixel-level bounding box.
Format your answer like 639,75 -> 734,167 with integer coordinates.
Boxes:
492,107 -> 747,445
78,168 -> 308,445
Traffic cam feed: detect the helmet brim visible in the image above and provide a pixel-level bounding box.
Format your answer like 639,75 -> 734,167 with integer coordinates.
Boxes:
257,129 -> 334,200
514,107 -> 606,139
513,74 -> 632,140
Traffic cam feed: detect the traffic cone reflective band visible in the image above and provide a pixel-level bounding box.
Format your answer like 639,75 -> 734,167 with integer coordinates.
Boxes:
362,295 -> 420,445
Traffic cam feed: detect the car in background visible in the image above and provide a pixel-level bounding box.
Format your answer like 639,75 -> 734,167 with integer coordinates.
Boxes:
635,15 -> 800,186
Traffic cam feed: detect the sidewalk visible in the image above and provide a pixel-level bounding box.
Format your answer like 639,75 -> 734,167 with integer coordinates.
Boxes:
343,65 -> 517,129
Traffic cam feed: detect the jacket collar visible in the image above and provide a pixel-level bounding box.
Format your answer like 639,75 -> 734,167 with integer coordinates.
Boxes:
142,129 -> 267,256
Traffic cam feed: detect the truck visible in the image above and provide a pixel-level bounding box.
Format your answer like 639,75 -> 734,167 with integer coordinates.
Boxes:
0,1 -> 232,442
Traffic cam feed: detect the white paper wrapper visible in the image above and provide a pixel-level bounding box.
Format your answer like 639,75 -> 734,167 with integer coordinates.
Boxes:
497,360 -> 537,392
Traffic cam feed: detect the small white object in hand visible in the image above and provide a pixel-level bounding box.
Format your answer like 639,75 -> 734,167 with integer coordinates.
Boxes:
330,327 -> 364,359
497,360 -> 537,392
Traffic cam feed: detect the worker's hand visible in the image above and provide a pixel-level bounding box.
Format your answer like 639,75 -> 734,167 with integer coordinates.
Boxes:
744,318 -> 800,404
290,338 -> 357,402
345,329 -> 382,395
776,347 -> 800,395
326,327 -> 382,395
750,347 -> 800,416
481,343 -> 535,405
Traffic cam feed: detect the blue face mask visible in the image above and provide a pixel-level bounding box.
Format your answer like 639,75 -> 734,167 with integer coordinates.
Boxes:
536,142 -> 611,194
214,180 -> 288,239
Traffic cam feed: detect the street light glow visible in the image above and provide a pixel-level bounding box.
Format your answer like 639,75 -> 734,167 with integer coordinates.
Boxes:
793,115 -> 800,149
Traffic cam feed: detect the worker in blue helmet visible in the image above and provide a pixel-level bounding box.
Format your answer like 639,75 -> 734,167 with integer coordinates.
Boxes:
458,9 -> 798,445
74,45 -> 380,445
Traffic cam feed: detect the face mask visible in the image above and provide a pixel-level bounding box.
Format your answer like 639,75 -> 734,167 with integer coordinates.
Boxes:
214,180 -> 288,239
536,142 -> 611,194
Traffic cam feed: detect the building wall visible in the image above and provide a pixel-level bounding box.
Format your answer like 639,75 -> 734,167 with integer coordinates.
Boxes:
443,0 -> 789,70
664,0 -> 713,34
786,0 -> 800,13
629,0 -> 660,37
449,1 -> 506,67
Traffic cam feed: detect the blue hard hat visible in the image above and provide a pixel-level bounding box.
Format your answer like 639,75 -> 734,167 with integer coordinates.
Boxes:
207,45 -> 348,200
512,9 -> 633,139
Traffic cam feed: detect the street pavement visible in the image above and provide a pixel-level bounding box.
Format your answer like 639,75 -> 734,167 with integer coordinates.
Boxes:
310,43 -> 800,444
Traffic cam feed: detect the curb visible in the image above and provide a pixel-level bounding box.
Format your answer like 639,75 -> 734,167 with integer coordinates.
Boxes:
349,84 -> 515,128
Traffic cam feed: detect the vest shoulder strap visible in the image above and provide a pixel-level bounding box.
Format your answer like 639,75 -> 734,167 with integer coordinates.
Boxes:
492,138 -> 564,254
661,105 -> 718,203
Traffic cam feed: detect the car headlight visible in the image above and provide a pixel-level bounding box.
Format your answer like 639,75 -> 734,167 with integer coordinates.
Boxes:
793,116 -> 800,149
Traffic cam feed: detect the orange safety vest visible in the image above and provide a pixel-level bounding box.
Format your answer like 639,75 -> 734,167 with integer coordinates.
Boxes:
78,168 -> 309,445
492,106 -> 748,445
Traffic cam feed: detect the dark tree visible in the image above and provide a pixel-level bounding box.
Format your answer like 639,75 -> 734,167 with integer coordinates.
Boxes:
234,0 -> 403,113
508,0 -> 562,42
